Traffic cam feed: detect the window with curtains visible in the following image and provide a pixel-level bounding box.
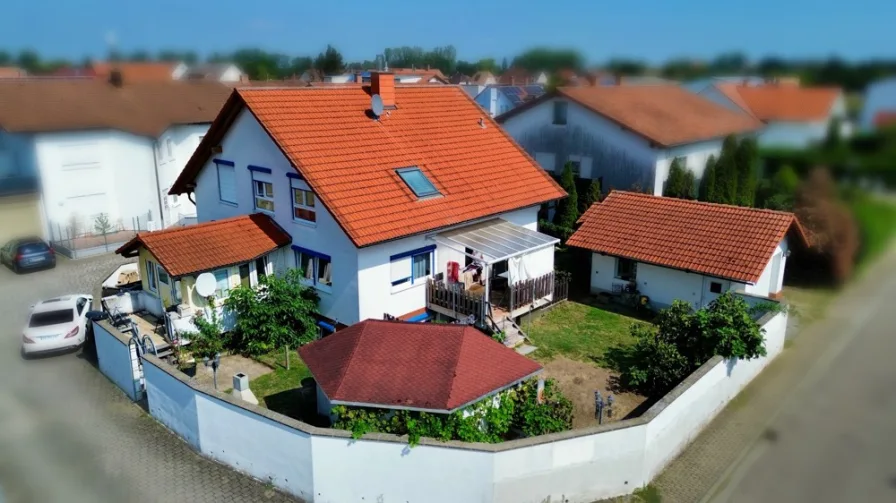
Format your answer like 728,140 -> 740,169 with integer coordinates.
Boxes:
253,180 -> 274,212
294,248 -> 332,290
146,261 -> 158,292
292,186 -> 316,223
390,246 -> 434,288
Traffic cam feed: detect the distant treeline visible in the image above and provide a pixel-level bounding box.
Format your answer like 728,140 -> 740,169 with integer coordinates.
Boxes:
2,46 -> 893,90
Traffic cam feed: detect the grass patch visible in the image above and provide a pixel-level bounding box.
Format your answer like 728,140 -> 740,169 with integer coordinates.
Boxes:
846,194 -> 896,268
248,350 -> 316,422
526,301 -> 645,366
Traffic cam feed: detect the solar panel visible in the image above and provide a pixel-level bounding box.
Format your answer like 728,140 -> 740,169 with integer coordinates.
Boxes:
501,86 -> 522,96
524,85 -> 544,95
507,95 -> 523,105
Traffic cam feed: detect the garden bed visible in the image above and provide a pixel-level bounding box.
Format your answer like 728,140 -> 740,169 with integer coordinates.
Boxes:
525,300 -> 651,424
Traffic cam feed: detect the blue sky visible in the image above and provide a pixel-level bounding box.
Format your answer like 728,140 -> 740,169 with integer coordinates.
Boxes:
2,0 -> 892,64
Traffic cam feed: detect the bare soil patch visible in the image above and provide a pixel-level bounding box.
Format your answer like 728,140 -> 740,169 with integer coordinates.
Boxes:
187,354 -> 273,390
542,356 -> 648,428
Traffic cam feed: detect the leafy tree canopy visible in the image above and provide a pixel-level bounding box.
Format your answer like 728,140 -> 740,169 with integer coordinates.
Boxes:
512,48 -> 585,73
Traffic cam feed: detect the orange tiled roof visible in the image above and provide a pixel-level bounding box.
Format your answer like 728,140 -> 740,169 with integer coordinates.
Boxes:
0,66 -> 26,78
115,214 -> 291,277
714,83 -> 842,122
567,191 -> 808,283
172,85 -> 566,247
499,85 -> 763,147
874,111 -> 896,128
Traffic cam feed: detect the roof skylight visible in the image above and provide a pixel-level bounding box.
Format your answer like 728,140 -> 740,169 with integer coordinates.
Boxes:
397,167 -> 440,198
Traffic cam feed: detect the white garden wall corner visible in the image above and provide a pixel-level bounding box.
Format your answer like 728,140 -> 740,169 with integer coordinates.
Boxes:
96,309 -> 788,503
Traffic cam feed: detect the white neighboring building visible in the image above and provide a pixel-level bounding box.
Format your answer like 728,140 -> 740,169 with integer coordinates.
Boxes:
497,85 -> 763,196
568,191 -> 808,309
0,77 -> 231,241
182,63 -> 246,83
697,81 -> 847,148
859,76 -> 896,131
170,72 -> 566,330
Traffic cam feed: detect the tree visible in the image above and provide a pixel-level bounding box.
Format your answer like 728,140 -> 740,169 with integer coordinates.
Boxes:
512,48 -> 585,74
734,137 -> 758,207
224,269 -> 320,356
793,168 -> 859,283
756,164 -> 799,210
620,294 -> 768,395
712,135 -> 740,204
699,155 -> 717,202
313,45 -> 344,75
554,162 -> 579,230
823,118 -> 843,150
580,178 -> 602,213
501,57 -> 508,72
191,299 -> 227,359
663,158 -> 695,199
94,213 -> 113,251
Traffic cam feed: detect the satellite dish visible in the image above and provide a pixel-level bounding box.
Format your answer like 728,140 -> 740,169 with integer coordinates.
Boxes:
195,273 -> 217,298
371,94 -> 384,117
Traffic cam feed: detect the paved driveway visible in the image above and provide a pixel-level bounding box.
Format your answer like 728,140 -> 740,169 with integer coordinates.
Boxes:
0,255 -> 302,503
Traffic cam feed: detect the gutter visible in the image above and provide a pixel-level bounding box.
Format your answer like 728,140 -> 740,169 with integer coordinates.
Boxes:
151,139 -> 165,228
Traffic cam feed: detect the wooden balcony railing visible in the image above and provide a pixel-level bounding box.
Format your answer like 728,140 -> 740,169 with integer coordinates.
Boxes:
426,279 -> 486,321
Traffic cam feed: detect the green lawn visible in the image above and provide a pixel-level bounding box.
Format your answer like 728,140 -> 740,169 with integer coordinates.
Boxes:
248,350 -> 316,422
526,301 -> 645,366
846,194 -> 896,268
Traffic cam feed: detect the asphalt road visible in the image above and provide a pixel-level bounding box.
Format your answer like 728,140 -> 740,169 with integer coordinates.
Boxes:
0,254 -> 301,503
704,259 -> 896,502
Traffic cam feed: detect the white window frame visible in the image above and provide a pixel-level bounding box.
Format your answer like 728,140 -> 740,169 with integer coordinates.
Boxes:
569,154 -> 593,178
253,255 -> 269,286
216,163 -> 237,205
253,179 -> 275,213
291,179 -> 317,225
615,258 -> 637,281
146,261 -> 158,292
294,248 -> 332,292
166,138 -> 173,158
213,269 -> 231,299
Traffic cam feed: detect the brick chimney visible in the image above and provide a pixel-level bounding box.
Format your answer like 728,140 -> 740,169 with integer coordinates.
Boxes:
109,68 -> 124,88
371,72 -> 396,108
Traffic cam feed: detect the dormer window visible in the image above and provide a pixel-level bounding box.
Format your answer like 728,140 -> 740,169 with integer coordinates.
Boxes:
397,167 -> 440,198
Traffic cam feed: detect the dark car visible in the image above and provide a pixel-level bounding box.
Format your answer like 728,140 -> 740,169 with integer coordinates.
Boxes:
1,237 -> 56,273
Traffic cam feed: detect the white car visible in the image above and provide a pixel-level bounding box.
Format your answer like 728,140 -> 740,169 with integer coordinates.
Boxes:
22,295 -> 93,356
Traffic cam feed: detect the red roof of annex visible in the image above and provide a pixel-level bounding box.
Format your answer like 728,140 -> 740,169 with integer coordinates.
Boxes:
568,191 -> 808,284
299,320 -> 543,412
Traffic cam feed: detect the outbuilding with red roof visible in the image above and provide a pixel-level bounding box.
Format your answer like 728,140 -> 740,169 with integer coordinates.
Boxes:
299,319 -> 542,417
568,192 -> 808,309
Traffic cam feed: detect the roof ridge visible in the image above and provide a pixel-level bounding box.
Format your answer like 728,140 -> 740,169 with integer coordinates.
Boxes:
446,326 -> 473,405
135,213 -> 255,239
332,320 -> 371,399
610,191 -> 797,217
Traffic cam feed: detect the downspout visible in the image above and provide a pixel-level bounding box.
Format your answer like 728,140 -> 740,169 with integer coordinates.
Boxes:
151,139 -> 165,228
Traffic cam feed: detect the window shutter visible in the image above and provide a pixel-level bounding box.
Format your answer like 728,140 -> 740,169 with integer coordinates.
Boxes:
390,257 -> 412,283
218,164 -> 237,203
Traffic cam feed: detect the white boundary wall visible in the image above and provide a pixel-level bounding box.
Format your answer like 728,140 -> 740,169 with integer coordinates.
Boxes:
93,321 -> 143,401
96,311 -> 788,502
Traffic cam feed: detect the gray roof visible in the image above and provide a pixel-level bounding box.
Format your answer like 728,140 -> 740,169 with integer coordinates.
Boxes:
434,219 -> 558,264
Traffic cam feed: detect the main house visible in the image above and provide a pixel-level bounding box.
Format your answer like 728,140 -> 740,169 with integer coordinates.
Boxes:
496,85 -> 762,195
696,81 -> 847,148
568,191 -> 808,309
163,72 -> 566,330
0,75 -> 231,244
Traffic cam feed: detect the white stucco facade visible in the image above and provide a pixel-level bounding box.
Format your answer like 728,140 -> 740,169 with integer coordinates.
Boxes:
588,237 -> 788,309
156,124 -> 211,226
500,96 -> 740,195
191,109 -> 554,325
34,130 -> 160,236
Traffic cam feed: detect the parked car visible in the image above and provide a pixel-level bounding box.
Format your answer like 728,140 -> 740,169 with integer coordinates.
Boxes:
1,237 -> 56,273
21,295 -> 94,357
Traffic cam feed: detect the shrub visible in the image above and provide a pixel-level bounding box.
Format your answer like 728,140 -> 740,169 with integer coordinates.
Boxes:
554,162 -> 580,229
699,154 -> 717,202
224,268 -> 320,355
663,158 -> 695,199
511,378 -> 573,437
580,178 -> 602,213
619,294 -> 767,395
190,298 -> 227,359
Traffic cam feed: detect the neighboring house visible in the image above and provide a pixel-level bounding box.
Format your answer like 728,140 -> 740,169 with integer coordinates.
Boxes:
0,67 -> 27,78
0,76 -> 231,243
449,72 -> 472,84
387,67 -> 449,84
698,82 -> 847,148
60,61 -> 189,82
182,63 -> 246,83
471,71 -> 497,85
474,85 -> 546,118
859,76 -> 896,131
498,68 -> 549,86
568,191 -> 809,309
115,213 -> 292,326
169,72 -> 566,330
683,75 -> 766,94
300,319 -> 542,418
496,85 -> 762,195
